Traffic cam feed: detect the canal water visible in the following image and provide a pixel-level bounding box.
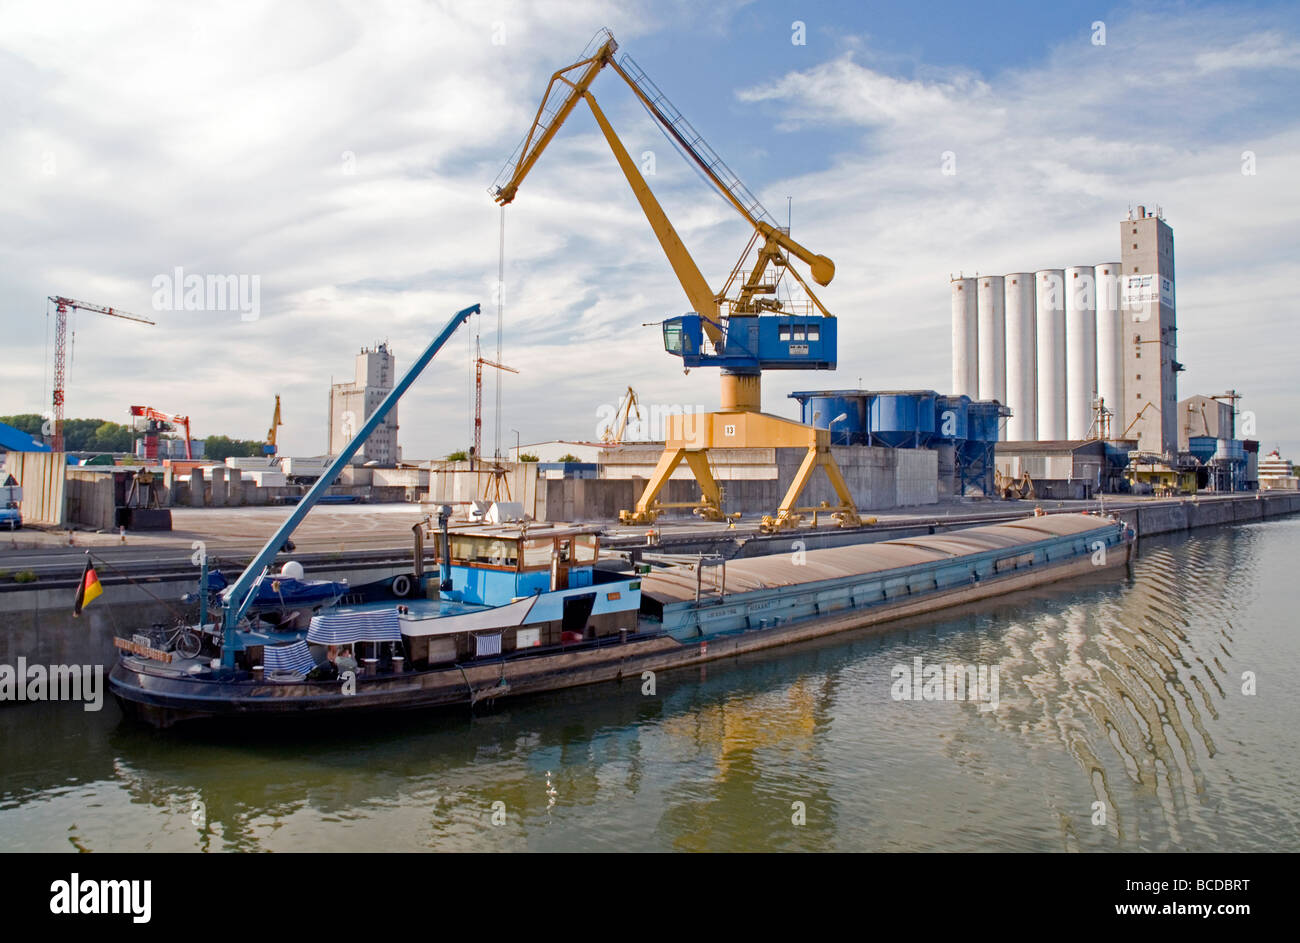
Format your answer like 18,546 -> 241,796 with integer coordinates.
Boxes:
2,518 -> 1297,852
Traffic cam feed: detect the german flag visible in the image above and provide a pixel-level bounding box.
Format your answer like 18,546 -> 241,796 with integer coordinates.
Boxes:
73,555 -> 103,616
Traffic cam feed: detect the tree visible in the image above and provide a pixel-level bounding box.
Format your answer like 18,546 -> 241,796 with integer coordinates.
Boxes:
203,435 -> 264,461
558,453 -> 582,463
518,452 -> 539,462
446,450 -> 469,462
88,421 -> 133,453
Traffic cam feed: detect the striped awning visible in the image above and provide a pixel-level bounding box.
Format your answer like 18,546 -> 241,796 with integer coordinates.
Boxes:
474,633 -> 502,657
261,640 -> 316,675
306,609 -> 402,645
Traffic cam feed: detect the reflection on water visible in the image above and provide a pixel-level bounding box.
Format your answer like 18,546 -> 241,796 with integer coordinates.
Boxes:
2,519 -> 1298,852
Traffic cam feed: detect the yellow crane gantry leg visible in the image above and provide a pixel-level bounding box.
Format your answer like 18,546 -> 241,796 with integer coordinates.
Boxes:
619,409 -> 862,532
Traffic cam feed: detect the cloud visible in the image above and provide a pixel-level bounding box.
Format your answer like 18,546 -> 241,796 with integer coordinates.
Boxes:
2,2 -> 1298,462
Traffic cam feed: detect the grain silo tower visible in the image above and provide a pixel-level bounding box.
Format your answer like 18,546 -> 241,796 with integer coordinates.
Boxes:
1065,265 -> 1097,439
1003,273 -> 1036,440
1094,262 -> 1124,437
950,277 -> 979,399
976,276 -> 1006,414
1035,269 -> 1067,440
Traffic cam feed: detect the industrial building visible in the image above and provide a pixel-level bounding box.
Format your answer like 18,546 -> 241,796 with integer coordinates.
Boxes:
953,206 -> 1179,455
993,440 -> 1133,499
1258,449 -> 1298,490
1122,209 -> 1180,455
956,207 -> 1259,496
328,343 -> 399,464
1178,393 -> 1236,449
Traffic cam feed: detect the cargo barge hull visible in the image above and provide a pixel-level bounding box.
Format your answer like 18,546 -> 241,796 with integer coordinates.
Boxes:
111,513 -> 1131,727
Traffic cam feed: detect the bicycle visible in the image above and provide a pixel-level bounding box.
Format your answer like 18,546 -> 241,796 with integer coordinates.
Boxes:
148,620 -> 204,660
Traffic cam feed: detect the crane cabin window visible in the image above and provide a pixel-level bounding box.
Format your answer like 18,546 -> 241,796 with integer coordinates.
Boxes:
662,322 -> 683,355
779,322 -> 818,343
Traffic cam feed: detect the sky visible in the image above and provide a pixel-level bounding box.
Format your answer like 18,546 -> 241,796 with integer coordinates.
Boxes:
2,0 -> 1298,459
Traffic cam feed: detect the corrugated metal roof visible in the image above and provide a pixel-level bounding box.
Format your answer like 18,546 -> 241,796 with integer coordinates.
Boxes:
0,421 -> 51,453
641,513 -> 1112,603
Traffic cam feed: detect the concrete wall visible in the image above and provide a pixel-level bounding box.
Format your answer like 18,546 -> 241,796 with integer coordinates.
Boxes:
3,451 -> 66,525
529,446 -> 938,521
64,471 -> 118,530
1112,491 -> 1300,538
779,446 -> 938,511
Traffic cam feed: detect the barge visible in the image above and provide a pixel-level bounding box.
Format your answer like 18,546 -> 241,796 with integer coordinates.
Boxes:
110,510 -> 1132,727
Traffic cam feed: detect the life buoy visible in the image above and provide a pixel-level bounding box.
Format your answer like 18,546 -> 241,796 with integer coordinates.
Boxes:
392,574 -> 412,598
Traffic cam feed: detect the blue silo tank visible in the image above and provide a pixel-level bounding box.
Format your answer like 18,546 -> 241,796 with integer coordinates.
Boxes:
869,392 -> 938,448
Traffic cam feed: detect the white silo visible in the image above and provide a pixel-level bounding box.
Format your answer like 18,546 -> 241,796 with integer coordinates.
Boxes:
950,277 -> 978,399
977,275 -> 1006,410
1065,265 -> 1097,439
1095,262 -> 1124,439
1004,273 -> 1036,440
1035,269 -> 1067,440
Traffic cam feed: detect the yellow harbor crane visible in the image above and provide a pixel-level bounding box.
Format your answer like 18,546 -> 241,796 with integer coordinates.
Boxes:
601,386 -> 642,445
264,395 -> 282,456
492,29 -> 860,532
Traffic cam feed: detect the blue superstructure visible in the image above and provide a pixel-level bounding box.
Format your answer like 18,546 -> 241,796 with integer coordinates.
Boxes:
664,314 -> 836,371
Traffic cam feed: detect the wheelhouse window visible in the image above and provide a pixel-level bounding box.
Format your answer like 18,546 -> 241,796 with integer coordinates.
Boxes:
522,538 -> 553,571
574,534 -> 599,563
450,535 -> 518,568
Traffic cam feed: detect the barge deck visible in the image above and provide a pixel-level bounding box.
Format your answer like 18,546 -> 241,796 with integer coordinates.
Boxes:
111,512 -> 1132,726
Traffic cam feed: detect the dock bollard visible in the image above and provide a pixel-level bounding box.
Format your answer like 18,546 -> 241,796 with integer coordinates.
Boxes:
619,628 -> 628,645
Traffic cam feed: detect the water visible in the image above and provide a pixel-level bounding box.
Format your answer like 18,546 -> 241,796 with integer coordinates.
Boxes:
2,519 -> 1298,852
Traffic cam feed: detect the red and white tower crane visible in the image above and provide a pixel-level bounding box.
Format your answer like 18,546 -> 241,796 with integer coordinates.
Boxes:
47,296 -> 155,451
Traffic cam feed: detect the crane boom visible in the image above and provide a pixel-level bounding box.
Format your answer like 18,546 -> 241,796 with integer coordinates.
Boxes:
608,55 -> 834,287
47,295 -> 155,452
490,29 -> 835,349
